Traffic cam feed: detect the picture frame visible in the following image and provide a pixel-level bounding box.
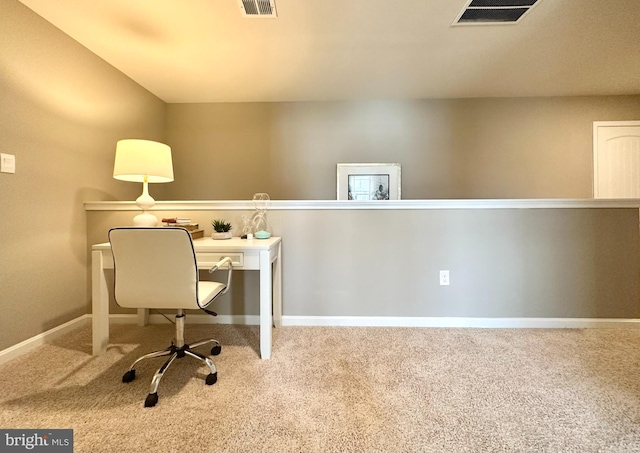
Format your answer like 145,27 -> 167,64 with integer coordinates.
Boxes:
337,163 -> 401,200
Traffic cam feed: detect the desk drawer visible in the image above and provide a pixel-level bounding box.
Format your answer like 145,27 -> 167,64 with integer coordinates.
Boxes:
197,252 -> 243,268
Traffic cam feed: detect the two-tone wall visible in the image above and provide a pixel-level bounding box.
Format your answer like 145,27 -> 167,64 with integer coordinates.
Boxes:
3,0 -> 640,355
86,200 -> 640,325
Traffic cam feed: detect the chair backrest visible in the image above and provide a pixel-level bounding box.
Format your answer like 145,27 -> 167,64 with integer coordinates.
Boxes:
109,227 -> 200,310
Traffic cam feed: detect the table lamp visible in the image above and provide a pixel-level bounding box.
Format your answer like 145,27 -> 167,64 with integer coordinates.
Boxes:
113,139 -> 174,226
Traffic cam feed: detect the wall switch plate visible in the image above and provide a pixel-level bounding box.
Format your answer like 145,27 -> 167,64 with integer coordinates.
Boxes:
1,153 -> 16,174
440,270 -> 450,286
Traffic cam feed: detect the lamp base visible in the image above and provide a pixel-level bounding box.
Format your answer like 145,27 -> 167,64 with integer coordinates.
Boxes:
133,212 -> 158,227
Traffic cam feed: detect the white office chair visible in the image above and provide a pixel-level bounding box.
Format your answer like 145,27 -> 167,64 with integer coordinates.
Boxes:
109,227 -> 233,408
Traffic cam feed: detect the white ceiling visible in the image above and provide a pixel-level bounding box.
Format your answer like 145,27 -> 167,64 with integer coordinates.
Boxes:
17,0 -> 640,103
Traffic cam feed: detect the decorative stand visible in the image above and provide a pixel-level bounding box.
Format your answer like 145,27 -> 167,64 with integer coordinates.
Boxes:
251,193 -> 271,239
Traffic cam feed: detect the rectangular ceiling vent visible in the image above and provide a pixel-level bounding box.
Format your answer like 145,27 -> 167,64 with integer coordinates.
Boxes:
239,0 -> 277,18
453,0 -> 541,25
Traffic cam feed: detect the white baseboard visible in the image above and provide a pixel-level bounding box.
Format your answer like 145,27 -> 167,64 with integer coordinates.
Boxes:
3,315 -> 639,366
108,314 -> 640,328
0,315 -> 90,366
108,313 -> 260,325
280,316 -> 640,328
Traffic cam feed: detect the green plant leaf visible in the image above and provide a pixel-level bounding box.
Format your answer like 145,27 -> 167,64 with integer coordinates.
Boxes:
211,219 -> 232,232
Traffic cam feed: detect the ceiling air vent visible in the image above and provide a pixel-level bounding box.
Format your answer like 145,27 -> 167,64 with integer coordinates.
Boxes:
239,0 -> 277,18
453,0 -> 541,25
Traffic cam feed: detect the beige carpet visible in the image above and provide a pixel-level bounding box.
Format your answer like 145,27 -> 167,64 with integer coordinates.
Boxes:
1,323 -> 640,452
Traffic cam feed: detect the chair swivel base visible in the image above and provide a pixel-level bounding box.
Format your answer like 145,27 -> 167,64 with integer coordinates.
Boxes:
122,339 -> 222,407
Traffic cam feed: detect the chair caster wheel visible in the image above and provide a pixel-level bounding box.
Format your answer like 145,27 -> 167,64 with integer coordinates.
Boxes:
122,370 -> 136,383
206,373 -> 218,385
144,393 -> 158,408
211,345 -> 222,356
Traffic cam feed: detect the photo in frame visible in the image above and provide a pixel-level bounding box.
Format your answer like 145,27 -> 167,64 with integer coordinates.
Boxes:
337,163 -> 401,200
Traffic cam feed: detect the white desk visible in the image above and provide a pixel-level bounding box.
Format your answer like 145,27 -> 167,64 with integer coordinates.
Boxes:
92,236 -> 282,359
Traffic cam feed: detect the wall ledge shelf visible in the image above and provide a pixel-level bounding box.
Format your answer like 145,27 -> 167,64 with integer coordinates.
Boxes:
84,198 -> 640,211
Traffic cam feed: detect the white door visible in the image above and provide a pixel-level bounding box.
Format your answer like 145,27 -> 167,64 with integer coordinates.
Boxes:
593,121 -> 640,198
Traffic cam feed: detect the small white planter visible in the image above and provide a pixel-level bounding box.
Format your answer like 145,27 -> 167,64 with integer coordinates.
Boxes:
211,232 -> 232,240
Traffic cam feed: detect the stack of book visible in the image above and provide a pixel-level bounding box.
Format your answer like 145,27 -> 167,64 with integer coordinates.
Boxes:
161,218 -> 204,239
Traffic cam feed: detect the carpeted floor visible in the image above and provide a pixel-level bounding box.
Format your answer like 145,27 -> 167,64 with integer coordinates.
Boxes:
1,323 -> 640,452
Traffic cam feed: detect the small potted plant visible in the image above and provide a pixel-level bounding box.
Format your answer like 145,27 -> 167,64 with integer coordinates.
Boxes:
211,219 -> 233,240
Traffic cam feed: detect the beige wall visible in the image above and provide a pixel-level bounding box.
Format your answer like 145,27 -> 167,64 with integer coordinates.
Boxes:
87,206 -> 640,320
4,0 -> 640,353
162,97 -> 640,201
0,0 -> 165,350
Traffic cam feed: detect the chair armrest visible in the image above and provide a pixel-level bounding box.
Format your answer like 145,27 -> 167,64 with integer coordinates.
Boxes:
208,256 -> 233,294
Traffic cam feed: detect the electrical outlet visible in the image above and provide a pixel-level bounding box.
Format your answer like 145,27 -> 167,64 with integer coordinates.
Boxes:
0,153 -> 15,174
439,270 -> 450,286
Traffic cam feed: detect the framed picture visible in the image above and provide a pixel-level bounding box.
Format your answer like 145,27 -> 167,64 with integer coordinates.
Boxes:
337,163 -> 401,200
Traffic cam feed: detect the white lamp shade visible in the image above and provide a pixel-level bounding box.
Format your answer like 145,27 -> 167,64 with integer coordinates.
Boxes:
113,139 -> 174,183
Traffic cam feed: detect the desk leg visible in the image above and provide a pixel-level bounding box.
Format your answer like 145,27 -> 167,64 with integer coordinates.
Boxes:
259,249 -> 272,359
273,243 -> 282,328
92,251 -> 109,356
137,309 -> 149,326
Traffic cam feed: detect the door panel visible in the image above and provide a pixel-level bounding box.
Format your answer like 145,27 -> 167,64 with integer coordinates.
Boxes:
594,121 -> 640,198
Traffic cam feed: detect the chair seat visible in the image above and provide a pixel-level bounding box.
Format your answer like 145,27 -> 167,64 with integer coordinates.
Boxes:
199,281 -> 227,308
